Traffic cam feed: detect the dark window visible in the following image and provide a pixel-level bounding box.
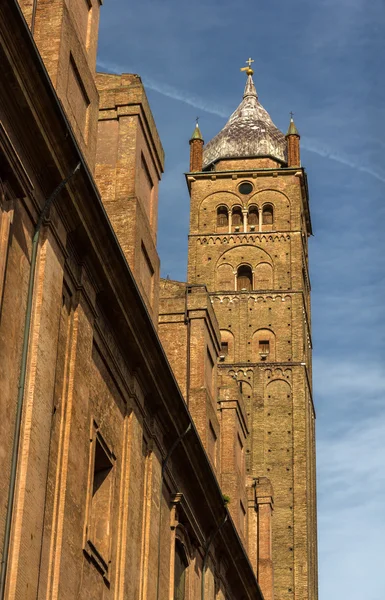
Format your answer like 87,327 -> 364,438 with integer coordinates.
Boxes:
239,182 -> 253,195
248,206 -> 259,226
217,206 -> 228,227
237,265 -> 252,291
205,349 -> 215,394
90,437 -> 113,562
174,542 -> 187,600
232,207 -> 243,227
262,205 -> 273,225
259,340 -> 270,357
221,342 -> 229,356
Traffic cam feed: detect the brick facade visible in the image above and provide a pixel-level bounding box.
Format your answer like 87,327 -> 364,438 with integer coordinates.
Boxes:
0,2 -> 269,600
180,154 -> 318,600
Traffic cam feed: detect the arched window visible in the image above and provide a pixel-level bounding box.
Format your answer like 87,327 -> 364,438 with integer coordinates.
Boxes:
262,204 -> 274,225
216,206 -> 228,228
248,206 -> 259,228
237,265 -> 253,291
174,541 -> 188,600
232,206 -> 242,230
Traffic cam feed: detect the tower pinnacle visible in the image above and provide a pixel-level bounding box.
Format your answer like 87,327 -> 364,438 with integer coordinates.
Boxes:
190,120 -> 203,141
286,112 -> 301,166
189,120 -> 204,171
286,112 -> 300,137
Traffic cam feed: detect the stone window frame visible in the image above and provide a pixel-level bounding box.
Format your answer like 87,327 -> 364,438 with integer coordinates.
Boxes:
83,419 -> 116,581
0,179 -> 14,317
174,538 -> 189,600
170,497 -> 197,600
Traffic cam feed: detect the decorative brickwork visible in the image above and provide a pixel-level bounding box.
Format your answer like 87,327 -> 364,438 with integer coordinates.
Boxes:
185,137 -> 317,600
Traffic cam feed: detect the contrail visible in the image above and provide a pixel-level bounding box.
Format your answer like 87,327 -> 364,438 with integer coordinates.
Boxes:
97,60 -> 229,118
97,60 -> 385,185
302,141 -> 385,185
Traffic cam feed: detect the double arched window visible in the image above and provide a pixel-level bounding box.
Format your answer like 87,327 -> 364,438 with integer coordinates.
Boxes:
237,265 -> 253,291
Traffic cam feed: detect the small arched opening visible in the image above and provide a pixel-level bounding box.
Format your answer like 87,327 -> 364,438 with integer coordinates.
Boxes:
237,265 -> 253,291
262,204 -> 274,227
216,205 -> 228,230
220,329 -> 235,362
252,328 -> 276,361
248,205 -> 259,230
232,206 -> 243,231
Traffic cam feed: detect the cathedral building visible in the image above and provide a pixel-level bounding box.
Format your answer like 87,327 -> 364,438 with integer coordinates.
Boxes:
0,2 -> 317,600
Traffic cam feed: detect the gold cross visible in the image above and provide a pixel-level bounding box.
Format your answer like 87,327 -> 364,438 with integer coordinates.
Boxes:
240,57 -> 254,76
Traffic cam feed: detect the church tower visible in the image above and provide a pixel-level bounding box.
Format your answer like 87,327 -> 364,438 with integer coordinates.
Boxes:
186,63 -> 318,600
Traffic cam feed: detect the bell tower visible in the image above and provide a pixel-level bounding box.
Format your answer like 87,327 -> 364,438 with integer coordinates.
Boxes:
186,64 -> 318,600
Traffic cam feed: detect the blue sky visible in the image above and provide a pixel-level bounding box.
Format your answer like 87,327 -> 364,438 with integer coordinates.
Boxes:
97,1 -> 385,598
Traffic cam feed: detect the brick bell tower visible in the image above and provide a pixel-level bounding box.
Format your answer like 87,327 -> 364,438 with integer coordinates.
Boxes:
186,62 -> 318,600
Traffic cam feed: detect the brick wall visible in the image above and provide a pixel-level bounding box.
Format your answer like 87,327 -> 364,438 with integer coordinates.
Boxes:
94,73 -> 164,324
185,164 -> 317,600
18,0 -> 102,170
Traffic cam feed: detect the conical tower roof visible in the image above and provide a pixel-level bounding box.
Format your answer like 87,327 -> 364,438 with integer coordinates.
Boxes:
190,122 -> 204,141
202,74 -> 286,168
286,115 -> 299,136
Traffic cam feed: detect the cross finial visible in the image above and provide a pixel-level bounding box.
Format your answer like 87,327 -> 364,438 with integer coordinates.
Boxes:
196,116 -> 200,125
290,111 -> 294,120
240,57 -> 254,76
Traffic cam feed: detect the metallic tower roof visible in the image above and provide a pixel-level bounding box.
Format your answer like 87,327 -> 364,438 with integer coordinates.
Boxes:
202,74 -> 287,168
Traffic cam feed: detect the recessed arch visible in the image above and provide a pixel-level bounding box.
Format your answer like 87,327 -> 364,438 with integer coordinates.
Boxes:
216,263 -> 235,291
249,189 -> 291,230
214,244 -> 274,270
220,329 -> 235,362
198,190 -> 241,230
252,328 -> 276,361
254,262 -> 273,289
199,190 -> 241,209
249,188 -> 291,205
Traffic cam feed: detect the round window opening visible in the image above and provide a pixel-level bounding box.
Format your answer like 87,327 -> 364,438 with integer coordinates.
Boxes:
238,182 -> 253,195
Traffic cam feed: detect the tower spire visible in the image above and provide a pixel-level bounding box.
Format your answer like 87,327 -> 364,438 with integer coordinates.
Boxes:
243,73 -> 258,100
190,118 -> 203,141
189,119 -> 204,172
202,60 -> 285,168
286,112 -> 299,136
286,112 -> 300,166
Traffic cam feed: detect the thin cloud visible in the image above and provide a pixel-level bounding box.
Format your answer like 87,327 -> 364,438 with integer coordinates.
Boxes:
97,59 -> 385,185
